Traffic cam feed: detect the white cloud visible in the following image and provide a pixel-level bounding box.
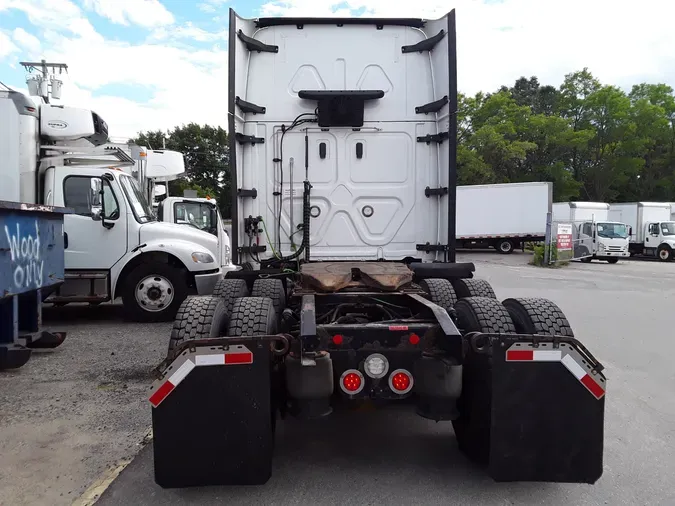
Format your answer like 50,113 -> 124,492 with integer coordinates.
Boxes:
0,30 -> 19,58
81,0 -> 174,28
257,0 -> 675,94
151,22 -> 227,43
198,0 -> 229,13
12,28 -> 41,54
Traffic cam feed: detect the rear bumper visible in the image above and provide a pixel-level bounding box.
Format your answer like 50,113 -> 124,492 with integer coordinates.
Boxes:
194,269 -> 223,295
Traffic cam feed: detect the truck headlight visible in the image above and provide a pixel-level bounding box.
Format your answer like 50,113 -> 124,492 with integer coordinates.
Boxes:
191,252 -> 214,263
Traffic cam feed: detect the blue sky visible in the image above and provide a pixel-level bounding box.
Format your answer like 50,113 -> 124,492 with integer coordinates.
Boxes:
2,0 -> 675,139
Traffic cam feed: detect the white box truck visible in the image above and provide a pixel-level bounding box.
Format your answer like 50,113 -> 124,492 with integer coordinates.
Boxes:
608,202 -> 675,261
456,182 -> 550,254
0,89 -> 226,322
552,202 -> 629,263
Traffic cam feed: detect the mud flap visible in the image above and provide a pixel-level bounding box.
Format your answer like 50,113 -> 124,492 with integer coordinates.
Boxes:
150,338 -> 273,488
456,335 -> 605,483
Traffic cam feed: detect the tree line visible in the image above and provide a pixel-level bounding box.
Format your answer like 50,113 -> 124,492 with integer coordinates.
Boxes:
133,67 -> 675,214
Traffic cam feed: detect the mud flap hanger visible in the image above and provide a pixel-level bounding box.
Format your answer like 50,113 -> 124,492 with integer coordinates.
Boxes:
152,335 -> 291,381
467,332 -> 606,398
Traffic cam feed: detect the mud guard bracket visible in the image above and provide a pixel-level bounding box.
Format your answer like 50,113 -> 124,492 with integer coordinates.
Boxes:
456,333 -> 606,483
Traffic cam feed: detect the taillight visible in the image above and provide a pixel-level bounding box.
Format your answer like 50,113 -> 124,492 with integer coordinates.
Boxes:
388,369 -> 414,394
332,334 -> 343,345
339,369 -> 365,395
408,333 -> 420,345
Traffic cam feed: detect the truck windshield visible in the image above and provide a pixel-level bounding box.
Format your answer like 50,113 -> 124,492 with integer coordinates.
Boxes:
173,201 -> 218,236
661,222 -> 675,236
596,223 -> 628,239
119,174 -> 154,223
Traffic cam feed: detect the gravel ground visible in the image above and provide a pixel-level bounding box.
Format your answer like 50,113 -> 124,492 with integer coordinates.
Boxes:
1,252 -> 674,506
0,304 -> 170,506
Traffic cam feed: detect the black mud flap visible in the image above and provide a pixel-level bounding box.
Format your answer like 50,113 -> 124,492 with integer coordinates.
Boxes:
455,334 -> 606,484
150,337 -> 275,488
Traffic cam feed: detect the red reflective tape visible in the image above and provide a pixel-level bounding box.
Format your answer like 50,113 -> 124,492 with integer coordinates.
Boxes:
149,381 -> 175,407
389,325 -> 409,331
506,349 -> 534,361
580,374 -> 605,399
225,352 -> 253,364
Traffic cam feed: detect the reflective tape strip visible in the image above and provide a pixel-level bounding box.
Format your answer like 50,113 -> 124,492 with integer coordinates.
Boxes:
561,353 -> 585,379
506,343 -> 605,400
195,354 -> 225,366
149,359 -> 195,407
148,345 -> 254,407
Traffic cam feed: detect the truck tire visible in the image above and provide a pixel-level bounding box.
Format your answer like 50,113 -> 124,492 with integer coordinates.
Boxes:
452,278 -> 497,300
212,278 -> 249,317
452,297 -> 515,464
419,278 -> 457,312
495,239 -> 514,254
226,296 -> 279,461
251,278 -> 286,316
606,258 -> 619,264
122,263 -> 188,322
454,297 -> 515,335
168,296 -> 228,354
227,296 -> 278,336
658,245 -> 673,262
502,297 -> 574,337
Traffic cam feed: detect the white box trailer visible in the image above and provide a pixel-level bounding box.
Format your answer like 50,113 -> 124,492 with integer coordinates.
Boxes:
608,202 -> 675,261
552,202 -> 629,263
456,182 -> 550,254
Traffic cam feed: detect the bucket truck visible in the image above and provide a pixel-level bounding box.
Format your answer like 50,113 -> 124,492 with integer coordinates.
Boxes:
0,90 -> 224,322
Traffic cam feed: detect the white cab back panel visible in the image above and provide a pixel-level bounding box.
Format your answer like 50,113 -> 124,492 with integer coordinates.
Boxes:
231,12 -> 452,262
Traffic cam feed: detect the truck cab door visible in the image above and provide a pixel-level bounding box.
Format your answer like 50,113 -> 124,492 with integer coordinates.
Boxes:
55,169 -> 128,269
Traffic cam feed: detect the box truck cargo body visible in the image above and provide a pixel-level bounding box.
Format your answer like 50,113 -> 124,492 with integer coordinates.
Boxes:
552,202 -> 629,263
608,202 -> 675,261
456,182 -> 550,254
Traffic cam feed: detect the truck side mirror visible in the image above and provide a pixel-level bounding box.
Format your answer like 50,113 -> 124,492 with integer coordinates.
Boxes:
628,226 -> 632,236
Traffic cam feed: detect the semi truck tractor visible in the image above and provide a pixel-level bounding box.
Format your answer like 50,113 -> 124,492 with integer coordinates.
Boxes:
0,88 -> 226,322
608,202 -> 675,261
149,9 -> 607,488
456,182 -> 549,254
552,201 -> 629,263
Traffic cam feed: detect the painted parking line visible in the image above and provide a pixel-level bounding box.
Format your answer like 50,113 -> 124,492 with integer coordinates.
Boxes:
72,428 -> 153,506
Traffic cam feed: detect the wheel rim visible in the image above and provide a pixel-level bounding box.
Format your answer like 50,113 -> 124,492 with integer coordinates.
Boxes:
135,275 -> 174,312
500,241 -> 512,253
660,249 -> 670,260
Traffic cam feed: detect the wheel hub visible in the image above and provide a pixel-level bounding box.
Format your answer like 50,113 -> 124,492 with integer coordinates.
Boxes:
136,275 -> 174,312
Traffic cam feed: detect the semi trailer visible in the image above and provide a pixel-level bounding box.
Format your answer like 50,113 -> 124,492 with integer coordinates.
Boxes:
149,9 -> 607,488
608,202 -> 675,261
0,86 -> 227,323
552,201 -> 629,263
456,182 -> 550,254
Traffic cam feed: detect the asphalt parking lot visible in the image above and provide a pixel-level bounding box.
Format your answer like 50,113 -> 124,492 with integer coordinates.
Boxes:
1,252 -> 674,506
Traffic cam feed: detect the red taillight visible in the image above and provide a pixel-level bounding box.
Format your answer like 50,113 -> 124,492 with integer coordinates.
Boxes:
388,369 -> 414,394
343,373 -> 361,391
409,333 -> 420,345
332,334 -> 343,345
339,369 -> 365,394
